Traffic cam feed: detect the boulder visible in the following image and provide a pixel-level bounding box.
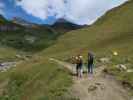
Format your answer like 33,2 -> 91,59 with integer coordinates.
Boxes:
99,57 -> 110,63
116,64 -> 127,71
0,62 -> 17,72
24,35 -> 36,44
15,54 -> 22,59
127,69 -> 133,73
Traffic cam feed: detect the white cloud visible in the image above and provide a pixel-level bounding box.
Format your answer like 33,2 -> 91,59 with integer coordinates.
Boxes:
0,2 -> 4,15
16,0 -> 49,19
47,0 -> 65,18
15,0 -> 128,25
65,0 -> 128,25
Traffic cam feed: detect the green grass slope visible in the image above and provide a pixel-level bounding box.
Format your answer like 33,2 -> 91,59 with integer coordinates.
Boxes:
0,58 -> 72,100
42,1 -> 133,91
43,1 -> 133,57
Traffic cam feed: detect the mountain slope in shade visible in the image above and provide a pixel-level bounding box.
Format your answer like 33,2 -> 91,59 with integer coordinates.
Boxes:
51,19 -> 85,33
11,17 -> 84,33
0,15 -> 62,52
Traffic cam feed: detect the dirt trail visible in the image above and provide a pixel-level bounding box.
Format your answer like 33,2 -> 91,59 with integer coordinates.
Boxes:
50,58 -> 131,100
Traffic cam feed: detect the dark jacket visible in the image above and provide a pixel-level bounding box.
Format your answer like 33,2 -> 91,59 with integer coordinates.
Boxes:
88,53 -> 94,64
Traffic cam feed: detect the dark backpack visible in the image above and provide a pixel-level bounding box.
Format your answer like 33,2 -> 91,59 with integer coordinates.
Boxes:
88,53 -> 94,63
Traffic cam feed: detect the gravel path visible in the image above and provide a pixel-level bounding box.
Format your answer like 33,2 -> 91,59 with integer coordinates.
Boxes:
50,58 -> 131,100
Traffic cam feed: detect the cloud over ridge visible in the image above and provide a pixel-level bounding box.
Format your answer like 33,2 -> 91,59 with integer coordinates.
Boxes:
15,0 -> 128,25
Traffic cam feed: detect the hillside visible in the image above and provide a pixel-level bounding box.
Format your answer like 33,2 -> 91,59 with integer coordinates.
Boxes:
43,1 -> 133,58
0,1 -> 133,100
0,16 -> 81,54
0,16 -> 74,100
42,0 -> 133,92
0,16 -> 63,53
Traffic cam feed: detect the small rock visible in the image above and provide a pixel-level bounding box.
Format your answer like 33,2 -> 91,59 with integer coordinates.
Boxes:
0,62 -> 17,72
99,58 -> 110,63
95,82 -> 101,86
95,82 -> 105,90
100,85 -> 106,90
127,69 -> 133,73
15,54 -> 22,59
116,64 -> 127,71
16,54 -> 30,61
88,85 -> 97,92
24,35 -> 36,44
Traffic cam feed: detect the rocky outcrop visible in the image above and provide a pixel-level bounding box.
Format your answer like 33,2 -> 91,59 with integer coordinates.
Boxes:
115,64 -> 127,71
24,35 -> 37,44
0,62 -> 17,72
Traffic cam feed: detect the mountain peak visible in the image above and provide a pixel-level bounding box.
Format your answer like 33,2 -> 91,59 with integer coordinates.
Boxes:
51,19 -> 84,33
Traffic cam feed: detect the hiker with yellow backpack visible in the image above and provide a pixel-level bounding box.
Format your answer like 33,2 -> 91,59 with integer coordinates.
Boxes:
75,55 -> 83,78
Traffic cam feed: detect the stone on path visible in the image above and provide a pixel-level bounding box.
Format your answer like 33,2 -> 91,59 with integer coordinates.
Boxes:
88,85 -> 98,92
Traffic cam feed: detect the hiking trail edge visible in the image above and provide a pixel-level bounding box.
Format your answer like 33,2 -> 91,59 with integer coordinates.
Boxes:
49,58 -> 131,100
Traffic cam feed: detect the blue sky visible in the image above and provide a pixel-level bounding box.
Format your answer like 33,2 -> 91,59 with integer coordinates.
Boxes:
0,0 -> 128,25
1,0 -> 56,24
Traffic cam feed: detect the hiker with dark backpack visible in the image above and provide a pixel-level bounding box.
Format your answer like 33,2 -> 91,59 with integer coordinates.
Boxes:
88,52 -> 94,74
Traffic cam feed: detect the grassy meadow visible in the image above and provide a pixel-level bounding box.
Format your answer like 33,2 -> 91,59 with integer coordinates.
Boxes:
0,1 -> 133,99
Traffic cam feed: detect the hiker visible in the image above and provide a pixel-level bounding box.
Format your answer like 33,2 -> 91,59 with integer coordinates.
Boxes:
88,52 -> 94,74
75,55 -> 83,78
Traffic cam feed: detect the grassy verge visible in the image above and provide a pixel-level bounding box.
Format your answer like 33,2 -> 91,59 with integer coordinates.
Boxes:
0,57 -> 74,100
103,55 -> 133,95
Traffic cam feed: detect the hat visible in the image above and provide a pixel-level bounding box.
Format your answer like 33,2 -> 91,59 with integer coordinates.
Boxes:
79,56 -> 83,58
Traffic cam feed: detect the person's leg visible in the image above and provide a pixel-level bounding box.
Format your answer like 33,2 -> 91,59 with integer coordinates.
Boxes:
76,64 -> 79,77
90,64 -> 93,74
88,65 -> 92,78
88,64 -> 90,74
78,69 -> 81,78
80,68 -> 83,78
